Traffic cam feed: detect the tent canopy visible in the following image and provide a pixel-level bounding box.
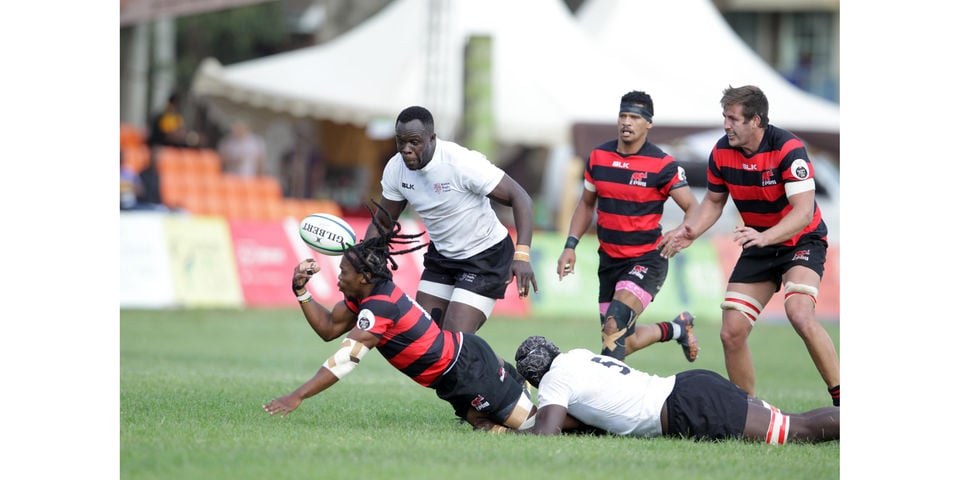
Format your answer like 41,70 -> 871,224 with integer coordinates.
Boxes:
193,0 -> 638,147
576,0 -> 840,134
192,0 -> 839,151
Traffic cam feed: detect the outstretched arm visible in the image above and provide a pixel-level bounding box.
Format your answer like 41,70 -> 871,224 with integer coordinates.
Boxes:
263,329 -> 378,418
514,404 -> 599,436
487,174 -> 538,297
291,259 -> 357,341
659,189 -> 727,258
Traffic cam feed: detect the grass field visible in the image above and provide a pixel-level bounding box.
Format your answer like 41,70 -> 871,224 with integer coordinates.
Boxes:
120,308 -> 839,480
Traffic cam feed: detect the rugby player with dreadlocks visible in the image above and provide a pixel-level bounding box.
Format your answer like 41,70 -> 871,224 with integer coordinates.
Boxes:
263,203 -> 536,432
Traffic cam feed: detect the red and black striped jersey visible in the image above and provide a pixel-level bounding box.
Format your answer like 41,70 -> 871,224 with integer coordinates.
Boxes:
706,125 -> 828,247
346,281 -> 460,387
585,140 -> 688,258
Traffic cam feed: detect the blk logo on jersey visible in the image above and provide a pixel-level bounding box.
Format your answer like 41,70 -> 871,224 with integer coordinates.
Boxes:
612,160 -> 630,168
628,265 -> 648,279
761,170 -> 777,186
629,171 -> 648,187
790,159 -> 810,179
742,163 -> 759,171
471,395 -> 491,411
402,182 -> 415,190
792,249 -> 811,262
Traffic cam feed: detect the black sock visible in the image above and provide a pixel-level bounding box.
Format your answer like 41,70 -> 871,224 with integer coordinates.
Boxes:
829,385 -> 839,406
656,322 -> 675,342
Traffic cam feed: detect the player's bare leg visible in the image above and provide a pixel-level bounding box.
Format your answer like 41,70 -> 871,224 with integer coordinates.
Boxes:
783,267 -> 840,404
443,301 -> 488,334
785,298 -> 840,405
415,291 -> 450,330
742,397 -> 839,444
721,310 -> 756,395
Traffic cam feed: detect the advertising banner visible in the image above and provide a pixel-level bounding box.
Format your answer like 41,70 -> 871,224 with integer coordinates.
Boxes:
230,219 -> 302,307
119,212 -> 177,308
164,215 -> 244,308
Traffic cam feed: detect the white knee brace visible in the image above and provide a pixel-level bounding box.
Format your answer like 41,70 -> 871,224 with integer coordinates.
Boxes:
784,281 -> 819,304
720,292 -> 763,325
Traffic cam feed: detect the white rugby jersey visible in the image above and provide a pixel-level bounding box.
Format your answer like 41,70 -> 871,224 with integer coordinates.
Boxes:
535,348 -> 676,437
380,139 -> 508,258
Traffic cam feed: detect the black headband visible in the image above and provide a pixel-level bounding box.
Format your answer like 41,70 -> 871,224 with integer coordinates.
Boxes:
619,103 -> 652,122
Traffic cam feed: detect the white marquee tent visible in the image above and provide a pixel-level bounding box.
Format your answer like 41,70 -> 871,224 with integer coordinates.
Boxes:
576,0 -> 840,134
192,0 -> 640,148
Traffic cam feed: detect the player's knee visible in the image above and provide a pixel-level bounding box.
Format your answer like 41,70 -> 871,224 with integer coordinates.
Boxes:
604,300 -> 637,333
719,325 -> 748,349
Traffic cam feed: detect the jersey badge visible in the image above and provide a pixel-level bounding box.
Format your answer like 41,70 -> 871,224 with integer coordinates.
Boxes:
629,171 -> 648,187
790,159 -> 810,179
471,394 -> 491,412
628,265 -> 648,279
761,170 -> 777,186
357,308 -> 376,331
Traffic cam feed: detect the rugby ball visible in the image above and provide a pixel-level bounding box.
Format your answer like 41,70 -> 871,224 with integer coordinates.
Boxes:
298,213 -> 356,256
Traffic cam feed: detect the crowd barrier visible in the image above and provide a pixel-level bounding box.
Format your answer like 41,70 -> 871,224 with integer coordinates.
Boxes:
120,211 -> 840,323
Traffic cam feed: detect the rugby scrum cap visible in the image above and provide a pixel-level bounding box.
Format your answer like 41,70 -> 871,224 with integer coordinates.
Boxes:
515,335 -> 561,388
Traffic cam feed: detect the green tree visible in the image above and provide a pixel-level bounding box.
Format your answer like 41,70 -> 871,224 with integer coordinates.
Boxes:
175,3 -> 294,96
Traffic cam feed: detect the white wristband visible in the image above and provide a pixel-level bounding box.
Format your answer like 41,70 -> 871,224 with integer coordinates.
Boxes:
296,291 -> 312,303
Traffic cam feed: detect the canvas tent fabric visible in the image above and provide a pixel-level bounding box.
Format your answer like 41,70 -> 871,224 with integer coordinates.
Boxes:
192,0 -> 839,150
575,0 -> 840,135
192,0 -> 648,147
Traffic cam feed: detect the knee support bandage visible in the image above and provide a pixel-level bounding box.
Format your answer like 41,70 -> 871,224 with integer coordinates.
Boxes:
721,292 -> 763,325
784,281 -> 819,304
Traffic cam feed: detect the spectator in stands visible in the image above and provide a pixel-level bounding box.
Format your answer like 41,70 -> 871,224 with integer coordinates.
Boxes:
218,120 -> 267,177
281,122 -> 325,198
120,150 -> 143,210
141,93 -> 188,205
147,93 -> 188,148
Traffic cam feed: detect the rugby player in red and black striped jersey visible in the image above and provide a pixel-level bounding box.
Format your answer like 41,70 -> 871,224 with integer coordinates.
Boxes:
557,90 -> 700,363
659,85 -> 840,407
263,203 -> 535,432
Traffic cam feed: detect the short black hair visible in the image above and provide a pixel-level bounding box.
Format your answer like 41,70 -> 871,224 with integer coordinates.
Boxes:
621,90 -> 654,117
396,106 -> 434,131
344,200 -> 428,284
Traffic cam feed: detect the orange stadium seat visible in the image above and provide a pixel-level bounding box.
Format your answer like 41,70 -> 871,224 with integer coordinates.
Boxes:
159,173 -> 197,209
195,149 -> 222,177
121,144 -> 151,174
280,198 -> 306,220
251,176 -> 283,201
119,123 -> 145,149
260,198 -> 286,221
155,147 -> 187,176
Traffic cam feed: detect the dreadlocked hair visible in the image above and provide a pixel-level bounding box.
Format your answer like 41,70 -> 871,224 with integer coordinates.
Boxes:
344,200 -> 428,284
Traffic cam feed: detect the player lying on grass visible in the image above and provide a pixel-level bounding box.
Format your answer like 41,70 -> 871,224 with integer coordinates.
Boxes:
263,202 -> 536,432
507,335 -> 839,444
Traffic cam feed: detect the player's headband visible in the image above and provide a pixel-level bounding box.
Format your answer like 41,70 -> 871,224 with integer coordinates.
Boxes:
619,103 -> 653,122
